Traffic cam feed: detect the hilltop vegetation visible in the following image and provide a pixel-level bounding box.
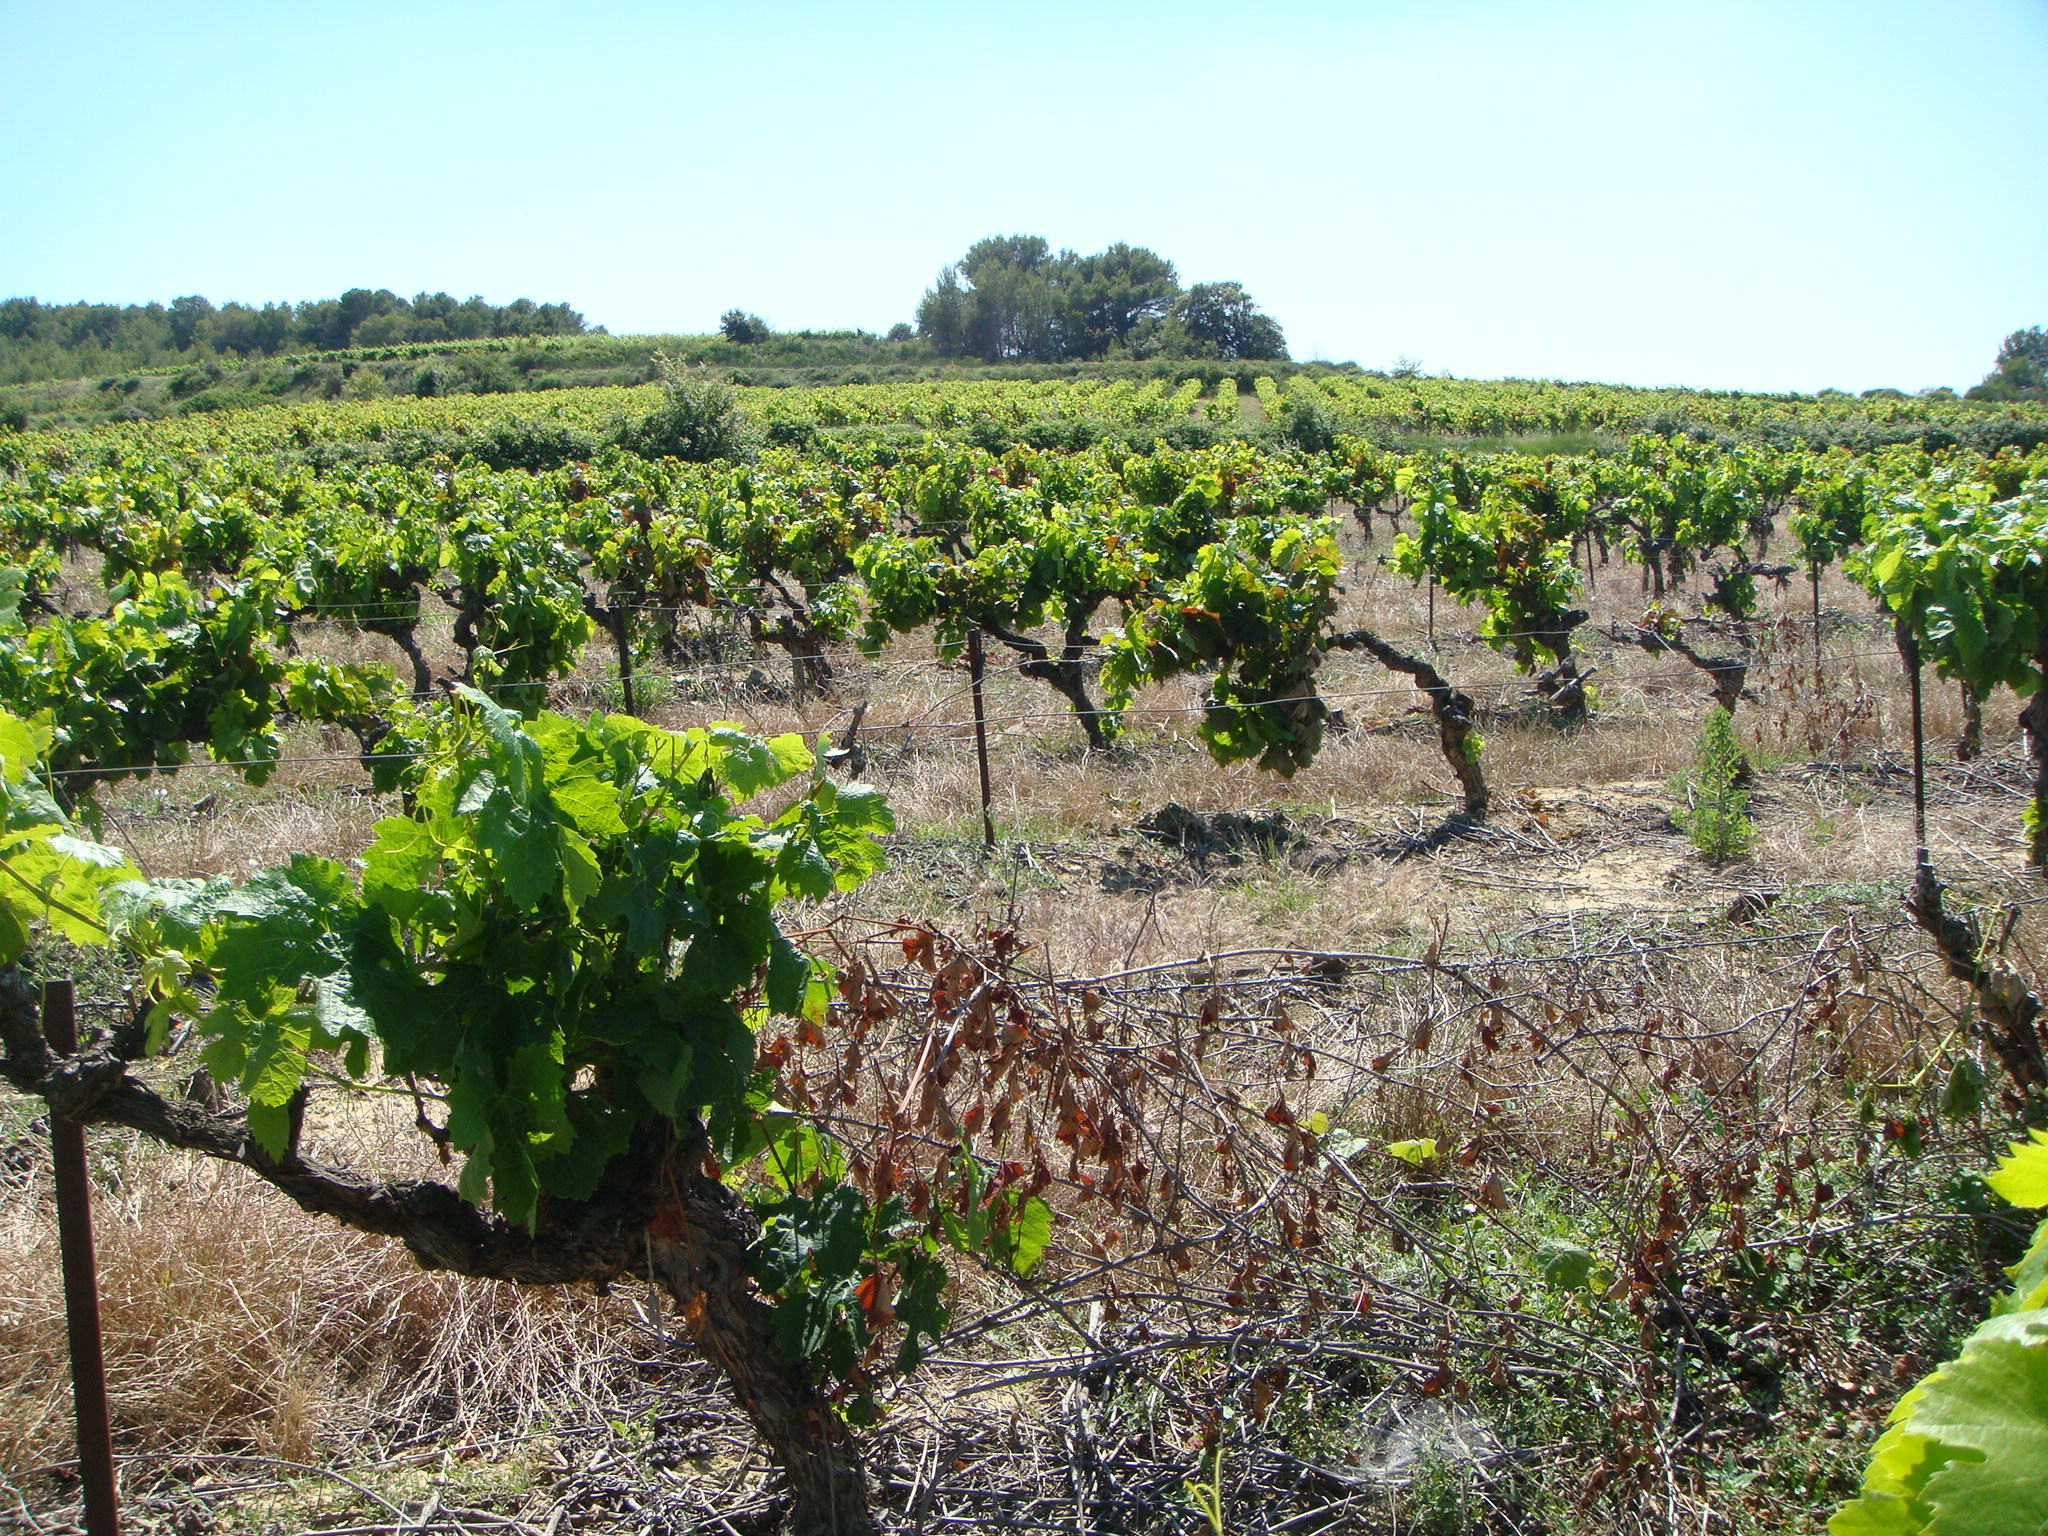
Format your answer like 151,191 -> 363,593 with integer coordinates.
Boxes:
3,241 -> 2031,445
0,288 -> 590,386
0,234 -> 1283,431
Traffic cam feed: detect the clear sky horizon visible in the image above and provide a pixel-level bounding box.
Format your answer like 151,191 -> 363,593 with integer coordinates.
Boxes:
3,0 -> 2043,395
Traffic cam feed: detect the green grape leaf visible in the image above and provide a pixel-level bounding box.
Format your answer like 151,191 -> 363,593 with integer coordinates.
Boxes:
361,817 -> 442,918
1990,1132 -> 2048,1209
456,1149 -> 494,1206
1319,1128 -> 1373,1165
0,832 -> 130,950
246,1098 -> 297,1161
476,795 -> 560,909
549,774 -> 628,840
1942,1059 -> 1986,1121
1903,1314 -> 2048,1532
680,900 -> 775,999
775,1284 -> 838,1364
443,1054 -> 498,1157
632,1032 -> 696,1118
558,826 -> 603,916
708,727 -> 813,799
765,934 -> 811,1019
1534,1238 -> 1598,1293
346,909 -> 453,1078
243,1003 -> 312,1109
755,1185 -> 870,1292
807,781 -> 895,890
207,857 -> 354,1010
44,833 -> 127,874
507,1036 -> 572,1156
1834,1311 -> 2048,1533
996,1194 -> 1053,1278
540,1098 -> 630,1203
1998,1218 -> 2048,1318
894,1246 -> 950,1373
489,1138 -> 540,1226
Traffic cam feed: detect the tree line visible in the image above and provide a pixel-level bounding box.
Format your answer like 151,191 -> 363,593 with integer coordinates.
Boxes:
6,233 -> 1293,397
0,290 -> 589,386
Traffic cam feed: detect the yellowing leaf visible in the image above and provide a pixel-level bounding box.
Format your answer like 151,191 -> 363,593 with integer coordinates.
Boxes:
0,711 -> 52,785
1989,1131 -> 2048,1209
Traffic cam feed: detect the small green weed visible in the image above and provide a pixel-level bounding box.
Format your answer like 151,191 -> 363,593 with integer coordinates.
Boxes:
1181,1444 -> 1225,1536
1672,706 -> 1754,863
1406,1451 -> 1477,1535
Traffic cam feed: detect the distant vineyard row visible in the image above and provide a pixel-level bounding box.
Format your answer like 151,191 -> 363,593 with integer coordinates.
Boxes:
4,392 -> 2043,861
10,364 -> 2048,456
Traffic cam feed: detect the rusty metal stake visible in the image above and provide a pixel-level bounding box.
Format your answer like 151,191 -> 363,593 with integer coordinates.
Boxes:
44,979 -> 120,1536
966,628 -> 996,852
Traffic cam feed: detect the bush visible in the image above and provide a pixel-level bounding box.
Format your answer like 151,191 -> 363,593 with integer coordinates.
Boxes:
1019,416 -> 1112,453
1277,390 -> 1338,453
1672,705 -> 1753,862
760,413 -> 818,450
176,387 -> 266,416
466,420 -> 600,471
615,353 -> 758,463
168,364 -> 224,400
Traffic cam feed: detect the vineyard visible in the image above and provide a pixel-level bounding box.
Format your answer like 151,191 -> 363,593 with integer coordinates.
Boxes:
1,370 -> 2046,1536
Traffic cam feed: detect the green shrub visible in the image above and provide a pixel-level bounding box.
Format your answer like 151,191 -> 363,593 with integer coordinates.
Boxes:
616,352 -> 758,463
1673,705 -> 1753,862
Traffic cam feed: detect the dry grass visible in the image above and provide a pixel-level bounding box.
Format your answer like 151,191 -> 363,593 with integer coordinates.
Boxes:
0,1135 -> 645,1486
766,868 -> 2048,1534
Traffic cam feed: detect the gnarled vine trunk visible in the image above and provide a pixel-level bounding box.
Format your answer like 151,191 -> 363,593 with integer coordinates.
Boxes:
985,605 -> 1115,752
646,1146 -> 873,1534
1627,622 -> 1748,717
761,611 -> 836,702
1513,603 -> 1591,724
1327,626 -> 1487,817
0,975 -> 875,1536
1904,864 -> 2046,1094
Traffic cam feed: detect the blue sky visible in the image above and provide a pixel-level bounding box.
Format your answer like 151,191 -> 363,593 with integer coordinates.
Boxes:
3,0 -> 2042,392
